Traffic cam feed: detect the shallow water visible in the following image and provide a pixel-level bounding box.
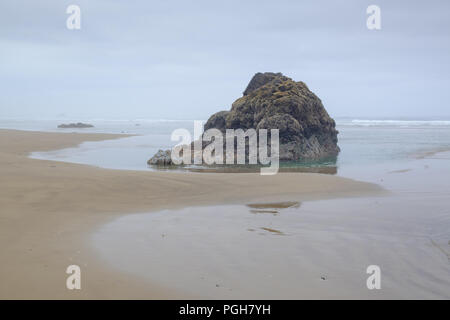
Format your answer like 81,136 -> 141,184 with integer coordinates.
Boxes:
93,197 -> 450,299
21,118 -> 450,175
92,152 -> 450,299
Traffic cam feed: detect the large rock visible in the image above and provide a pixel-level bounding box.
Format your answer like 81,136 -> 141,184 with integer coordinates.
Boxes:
206,72 -> 339,160
148,72 -> 340,165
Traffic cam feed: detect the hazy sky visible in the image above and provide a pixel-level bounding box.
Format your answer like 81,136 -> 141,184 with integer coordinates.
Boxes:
1,0 -> 449,120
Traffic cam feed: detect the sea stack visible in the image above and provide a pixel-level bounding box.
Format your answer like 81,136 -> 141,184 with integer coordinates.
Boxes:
148,72 -> 340,165
204,72 -> 340,160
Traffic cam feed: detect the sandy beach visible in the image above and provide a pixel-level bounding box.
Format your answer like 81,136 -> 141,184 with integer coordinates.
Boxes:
0,129 -> 383,299
2,0 -> 450,306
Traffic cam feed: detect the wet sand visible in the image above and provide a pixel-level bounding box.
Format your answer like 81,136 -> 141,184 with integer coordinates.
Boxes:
93,197 -> 449,299
92,149 -> 450,299
0,129 -> 382,299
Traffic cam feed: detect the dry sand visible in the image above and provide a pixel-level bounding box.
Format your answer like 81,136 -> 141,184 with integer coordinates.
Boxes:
0,129 -> 383,299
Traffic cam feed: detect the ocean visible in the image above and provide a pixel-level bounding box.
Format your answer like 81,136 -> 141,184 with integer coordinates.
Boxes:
1,117 -> 448,181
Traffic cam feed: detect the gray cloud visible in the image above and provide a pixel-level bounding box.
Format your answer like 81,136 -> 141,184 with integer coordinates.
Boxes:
1,0 -> 449,119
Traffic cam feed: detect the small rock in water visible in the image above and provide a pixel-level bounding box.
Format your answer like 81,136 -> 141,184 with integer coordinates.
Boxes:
57,122 -> 94,128
147,149 -> 173,166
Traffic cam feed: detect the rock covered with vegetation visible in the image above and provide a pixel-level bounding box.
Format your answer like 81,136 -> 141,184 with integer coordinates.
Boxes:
204,72 -> 340,160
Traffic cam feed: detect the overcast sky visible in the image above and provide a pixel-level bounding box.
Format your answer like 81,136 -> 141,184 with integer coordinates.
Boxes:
1,0 -> 449,120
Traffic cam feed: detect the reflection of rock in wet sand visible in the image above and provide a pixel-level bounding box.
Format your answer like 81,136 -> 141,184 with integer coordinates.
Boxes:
250,209 -> 279,215
247,201 -> 300,209
260,227 -> 285,235
247,201 -> 300,216
184,166 -> 337,174
389,169 -> 412,174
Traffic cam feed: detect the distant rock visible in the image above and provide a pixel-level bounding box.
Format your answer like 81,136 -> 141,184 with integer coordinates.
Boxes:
57,122 -> 94,129
147,149 -> 173,166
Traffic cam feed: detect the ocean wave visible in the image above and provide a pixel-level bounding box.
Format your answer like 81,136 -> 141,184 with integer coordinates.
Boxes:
346,119 -> 450,127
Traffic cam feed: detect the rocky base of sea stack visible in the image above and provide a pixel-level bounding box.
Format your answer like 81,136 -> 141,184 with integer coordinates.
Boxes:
147,149 -> 173,165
